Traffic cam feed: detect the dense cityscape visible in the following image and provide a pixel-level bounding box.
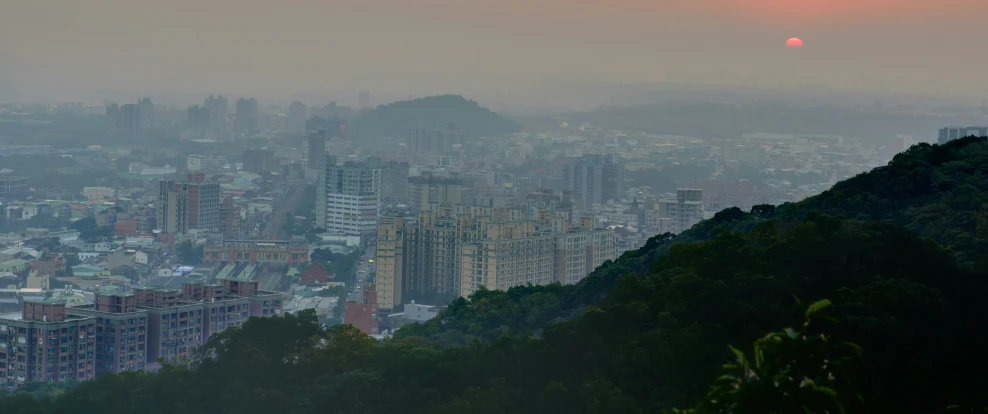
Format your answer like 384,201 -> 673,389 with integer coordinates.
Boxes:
0,94 -> 982,390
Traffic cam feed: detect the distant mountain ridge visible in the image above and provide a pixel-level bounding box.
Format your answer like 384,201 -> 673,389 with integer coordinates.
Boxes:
348,95 -> 521,140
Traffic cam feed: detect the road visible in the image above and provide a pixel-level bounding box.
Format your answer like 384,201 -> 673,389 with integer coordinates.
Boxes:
346,244 -> 376,302
261,184 -> 304,239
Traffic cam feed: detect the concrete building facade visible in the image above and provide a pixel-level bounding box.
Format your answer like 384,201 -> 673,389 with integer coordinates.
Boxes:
202,239 -> 308,266
374,204 -> 620,311
157,173 -> 221,234
407,172 -> 474,211
650,188 -> 704,235
316,156 -> 381,240
0,300 -> 97,389
561,154 -> 624,211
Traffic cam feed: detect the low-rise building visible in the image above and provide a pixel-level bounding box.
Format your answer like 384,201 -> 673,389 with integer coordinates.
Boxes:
203,238 -> 308,266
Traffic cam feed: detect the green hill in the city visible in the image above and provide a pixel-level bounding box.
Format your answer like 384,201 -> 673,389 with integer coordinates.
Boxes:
348,95 -> 522,140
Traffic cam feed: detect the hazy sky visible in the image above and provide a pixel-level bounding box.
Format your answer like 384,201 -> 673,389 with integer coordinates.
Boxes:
2,0 -> 987,104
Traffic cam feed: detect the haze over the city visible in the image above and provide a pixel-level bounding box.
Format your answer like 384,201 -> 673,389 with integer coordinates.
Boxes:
2,0 -> 987,107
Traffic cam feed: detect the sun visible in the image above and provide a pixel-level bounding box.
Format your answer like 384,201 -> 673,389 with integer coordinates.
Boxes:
785,37 -> 804,48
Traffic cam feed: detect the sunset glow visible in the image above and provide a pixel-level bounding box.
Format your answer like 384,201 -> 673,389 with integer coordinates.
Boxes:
785,38 -> 804,48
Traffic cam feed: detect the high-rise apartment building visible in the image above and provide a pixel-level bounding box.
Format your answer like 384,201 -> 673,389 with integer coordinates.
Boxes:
204,95 -> 228,128
315,157 -> 381,239
0,279 -> 282,390
648,189 -> 703,235
561,154 -> 624,211
220,197 -> 241,239
105,103 -> 120,129
156,173 -> 221,234
406,124 -> 465,155
137,97 -> 154,129
286,101 -> 308,131
380,161 -> 410,205
132,277 -> 282,365
187,105 -> 211,128
375,216 -> 405,312
407,172 -> 474,210
375,203 -> 619,310
157,180 -> 186,235
242,149 -> 276,174
358,91 -> 371,109
456,220 -> 556,297
235,98 -> 258,134
67,288 -> 147,375
306,130 -> 328,172
938,126 -> 988,145
0,300 -> 97,389
552,215 -> 620,285
119,104 -> 141,135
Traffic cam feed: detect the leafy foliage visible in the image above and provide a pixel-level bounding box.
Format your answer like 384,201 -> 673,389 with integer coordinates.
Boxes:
669,300 -> 864,414
175,241 -> 203,265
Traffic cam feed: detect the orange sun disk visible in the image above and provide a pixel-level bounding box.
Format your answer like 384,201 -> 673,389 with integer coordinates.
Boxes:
786,37 -> 804,48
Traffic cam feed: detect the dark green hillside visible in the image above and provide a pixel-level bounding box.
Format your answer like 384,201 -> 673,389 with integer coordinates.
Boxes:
397,136 -> 988,344
348,95 -> 522,140
781,135 -> 988,265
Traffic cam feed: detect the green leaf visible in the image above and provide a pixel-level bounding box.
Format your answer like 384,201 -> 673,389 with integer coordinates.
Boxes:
804,299 -> 832,319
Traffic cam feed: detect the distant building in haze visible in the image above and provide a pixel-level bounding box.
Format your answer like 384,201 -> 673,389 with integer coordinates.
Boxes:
105,103 -> 120,129
235,98 -> 258,134
406,124 -> 464,155
286,101 -> 307,131
137,97 -> 154,129
648,189 -> 704,235
187,105 -> 211,129
307,130 -> 327,164
305,117 -> 345,137
560,154 -> 624,211
119,104 -> 141,135
205,95 -> 228,128
938,126 -> 988,145
242,149 -> 276,173
380,161 -> 410,205
407,172 -> 474,210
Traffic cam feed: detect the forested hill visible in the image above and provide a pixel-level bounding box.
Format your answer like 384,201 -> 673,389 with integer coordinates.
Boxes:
348,95 -> 521,140
397,136 -> 988,344
780,135 -> 988,264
